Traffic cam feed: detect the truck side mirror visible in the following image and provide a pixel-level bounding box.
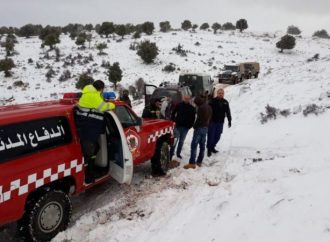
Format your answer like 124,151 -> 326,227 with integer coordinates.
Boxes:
135,117 -> 143,132
136,117 -> 143,126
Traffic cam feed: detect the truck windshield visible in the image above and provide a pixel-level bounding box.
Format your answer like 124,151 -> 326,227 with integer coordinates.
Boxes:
224,65 -> 239,72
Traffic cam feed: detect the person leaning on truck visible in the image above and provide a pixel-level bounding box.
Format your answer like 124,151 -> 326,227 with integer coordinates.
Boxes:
74,80 -> 115,182
142,97 -> 163,119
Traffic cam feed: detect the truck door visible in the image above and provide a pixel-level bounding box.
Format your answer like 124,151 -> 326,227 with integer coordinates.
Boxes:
104,111 -> 133,184
144,84 -> 157,106
113,105 -> 147,164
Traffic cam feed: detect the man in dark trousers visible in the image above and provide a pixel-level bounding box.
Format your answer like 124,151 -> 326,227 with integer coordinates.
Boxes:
207,88 -> 231,157
75,80 -> 115,183
170,95 -> 196,160
184,95 -> 212,169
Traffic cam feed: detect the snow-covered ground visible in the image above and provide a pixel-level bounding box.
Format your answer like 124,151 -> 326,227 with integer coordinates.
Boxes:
1,30 -> 330,242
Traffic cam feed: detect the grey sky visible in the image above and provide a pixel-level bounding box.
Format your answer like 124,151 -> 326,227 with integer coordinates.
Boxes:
0,0 -> 329,35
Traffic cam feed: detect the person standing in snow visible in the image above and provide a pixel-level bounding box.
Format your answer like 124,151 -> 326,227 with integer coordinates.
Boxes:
160,95 -> 174,120
184,95 -> 212,169
119,89 -> 132,108
170,95 -> 196,160
207,88 -> 231,157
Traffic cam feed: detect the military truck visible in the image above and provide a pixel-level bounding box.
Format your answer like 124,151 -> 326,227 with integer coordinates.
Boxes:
218,62 -> 260,84
241,62 -> 260,79
218,65 -> 243,84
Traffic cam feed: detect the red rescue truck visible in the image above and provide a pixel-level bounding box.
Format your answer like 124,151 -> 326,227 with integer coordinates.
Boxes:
0,95 -> 174,241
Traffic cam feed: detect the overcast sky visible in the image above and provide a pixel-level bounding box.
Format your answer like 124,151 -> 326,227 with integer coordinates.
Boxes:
1,0 -> 329,35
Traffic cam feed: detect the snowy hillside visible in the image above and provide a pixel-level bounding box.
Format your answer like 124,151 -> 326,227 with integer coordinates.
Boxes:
1,30 -> 330,242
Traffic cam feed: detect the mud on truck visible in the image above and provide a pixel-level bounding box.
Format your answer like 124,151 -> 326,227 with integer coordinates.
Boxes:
0,93 -> 174,241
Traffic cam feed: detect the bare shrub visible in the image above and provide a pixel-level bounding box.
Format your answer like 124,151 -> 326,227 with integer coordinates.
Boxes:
303,104 -> 324,116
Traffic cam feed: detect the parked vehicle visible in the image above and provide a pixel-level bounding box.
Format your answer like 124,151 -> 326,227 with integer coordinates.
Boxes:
144,83 -> 192,107
178,73 -> 213,97
241,62 -> 260,78
218,62 -> 260,84
0,95 -> 174,241
218,64 -> 243,84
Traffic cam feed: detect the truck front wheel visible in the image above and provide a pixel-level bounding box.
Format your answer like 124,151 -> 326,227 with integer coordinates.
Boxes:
23,190 -> 72,241
159,141 -> 170,173
151,140 -> 170,175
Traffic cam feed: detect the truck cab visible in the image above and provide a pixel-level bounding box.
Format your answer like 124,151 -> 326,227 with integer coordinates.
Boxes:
0,96 -> 174,241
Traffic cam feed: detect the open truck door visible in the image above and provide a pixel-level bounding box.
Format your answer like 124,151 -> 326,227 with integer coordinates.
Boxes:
144,84 -> 157,106
104,111 -> 133,184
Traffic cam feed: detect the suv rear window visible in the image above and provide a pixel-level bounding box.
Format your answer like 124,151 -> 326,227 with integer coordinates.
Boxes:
0,116 -> 72,163
151,89 -> 179,102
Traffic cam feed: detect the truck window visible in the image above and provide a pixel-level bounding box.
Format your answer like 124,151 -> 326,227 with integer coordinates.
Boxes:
114,106 -> 137,128
224,65 -> 239,72
151,89 -> 179,103
0,116 -> 72,163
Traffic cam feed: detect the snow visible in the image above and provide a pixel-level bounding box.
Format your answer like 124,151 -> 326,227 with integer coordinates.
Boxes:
1,30 -> 330,242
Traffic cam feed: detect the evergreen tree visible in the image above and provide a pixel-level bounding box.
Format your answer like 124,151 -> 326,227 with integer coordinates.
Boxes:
313,29 -> 330,39
115,24 -> 127,39
212,22 -> 221,34
287,25 -> 301,35
276,34 -> 296,53
0,58 -> 15,77
39,25 -> 61,40
133,31 -> 141,39
200,23 -> 209,30
137,40 -> 159,64
108,62 -> 122,90
4,37 -> 15,56
84,24 -> 94,31
181,20 -> 192,31
141,21 -> 155,35
192,24 -> 198,32
39,26 -> 61,49
98,22 -> 115,38
0,26 -> 10,35
18,24 -> 43,38
125,24 -> 136,34
44,33 -> 60,49
159,21 -> 171,32
76,73 -> 94,89
222,22 -> 236,30
75,33 -> 86,47
236,19 -> 248,32
86,33 -> 92,48
96,42 -> 107,54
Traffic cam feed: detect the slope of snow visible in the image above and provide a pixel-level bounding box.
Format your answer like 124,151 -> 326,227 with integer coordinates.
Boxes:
1,30 -> 330,242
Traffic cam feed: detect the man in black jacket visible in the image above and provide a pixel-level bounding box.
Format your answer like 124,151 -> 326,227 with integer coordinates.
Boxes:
184,95 -> 212,169
207,88 -> 231,157
119,89 -> 132,108
170,95 -> 196,160
142,97 -> 162,119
